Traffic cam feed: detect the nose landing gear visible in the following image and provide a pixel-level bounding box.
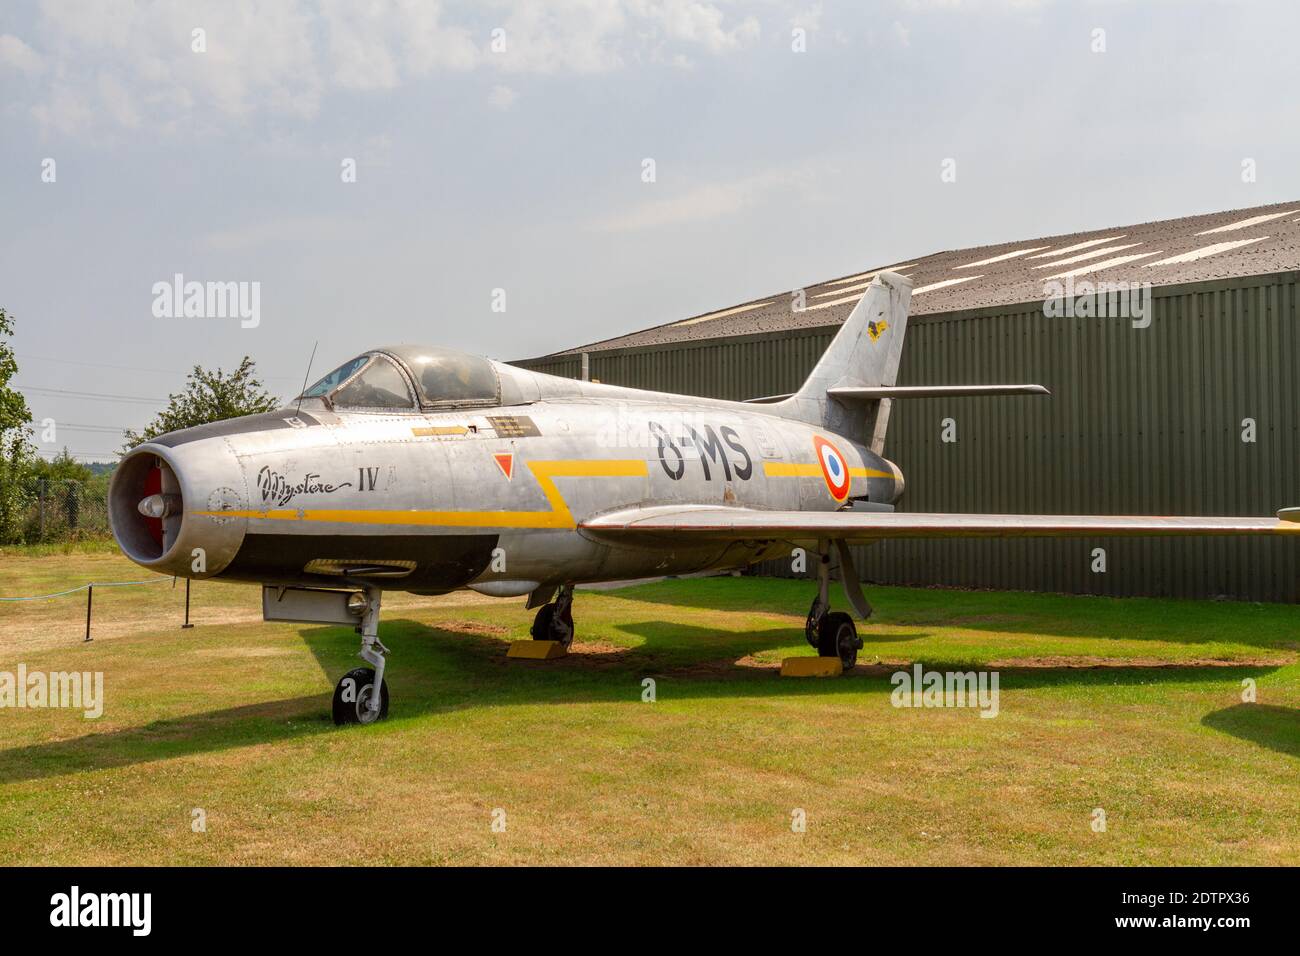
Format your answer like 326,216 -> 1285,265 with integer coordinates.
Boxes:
332,587 -> 391,725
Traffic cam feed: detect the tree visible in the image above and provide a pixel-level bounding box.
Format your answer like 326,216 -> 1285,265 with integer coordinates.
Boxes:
0,307 -> 35,543
30,447 -> 94,483
123,356 -> 279,450
0,308 -> 28,435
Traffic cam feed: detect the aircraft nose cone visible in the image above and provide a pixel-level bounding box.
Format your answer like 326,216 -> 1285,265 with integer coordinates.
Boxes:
138,493 -> 181,519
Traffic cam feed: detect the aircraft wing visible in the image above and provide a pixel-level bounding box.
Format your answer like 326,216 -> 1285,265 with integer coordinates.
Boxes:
581,505 -> 1300,542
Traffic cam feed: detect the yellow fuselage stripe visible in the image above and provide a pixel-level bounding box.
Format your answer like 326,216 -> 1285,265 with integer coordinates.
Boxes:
764,462 -> 893,479
196,460 -> 649,530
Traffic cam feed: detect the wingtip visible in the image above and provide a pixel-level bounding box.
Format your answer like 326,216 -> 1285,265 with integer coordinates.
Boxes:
1277,507 -> 1300,522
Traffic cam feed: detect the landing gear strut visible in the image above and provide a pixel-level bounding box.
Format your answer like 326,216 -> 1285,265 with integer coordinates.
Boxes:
332,587 -> 390,725
805,551 -> 830,649
531,584 -> 575,648
804,540 -> 864,670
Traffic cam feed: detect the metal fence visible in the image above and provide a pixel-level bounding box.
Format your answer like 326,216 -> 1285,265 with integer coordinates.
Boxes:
515,271 -> 1300,602
10,479 -> 111,543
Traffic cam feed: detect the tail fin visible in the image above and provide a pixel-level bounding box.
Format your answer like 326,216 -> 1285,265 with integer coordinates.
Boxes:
774,271 -> 913,453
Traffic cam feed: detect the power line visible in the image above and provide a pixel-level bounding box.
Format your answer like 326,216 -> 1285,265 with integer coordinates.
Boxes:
15,384 -> 166,404
16,351 -> 301,382
17,353 -> 187,376
38,424 -> 128,433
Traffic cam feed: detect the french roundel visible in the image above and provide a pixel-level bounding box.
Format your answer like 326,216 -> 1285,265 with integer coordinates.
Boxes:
813,436 -> 851,502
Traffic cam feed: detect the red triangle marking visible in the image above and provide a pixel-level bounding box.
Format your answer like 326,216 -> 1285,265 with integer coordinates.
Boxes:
494,453 -> 514,480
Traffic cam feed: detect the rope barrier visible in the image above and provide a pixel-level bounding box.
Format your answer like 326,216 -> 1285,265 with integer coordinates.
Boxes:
2,575 -> 190,641
0,577 -> 172,602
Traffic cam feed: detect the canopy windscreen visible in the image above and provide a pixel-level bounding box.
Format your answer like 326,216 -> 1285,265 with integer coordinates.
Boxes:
381,346 -> 499,405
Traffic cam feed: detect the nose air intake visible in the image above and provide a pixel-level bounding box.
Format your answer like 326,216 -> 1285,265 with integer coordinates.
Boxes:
111,440 -> 249,578
111,450 -> 185,564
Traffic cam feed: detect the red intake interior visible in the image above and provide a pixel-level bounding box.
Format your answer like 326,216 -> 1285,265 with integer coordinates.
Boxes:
142,461 -> 163,548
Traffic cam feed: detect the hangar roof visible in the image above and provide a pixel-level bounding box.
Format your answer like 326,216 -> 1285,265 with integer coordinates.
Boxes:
540,200 -> 1300,357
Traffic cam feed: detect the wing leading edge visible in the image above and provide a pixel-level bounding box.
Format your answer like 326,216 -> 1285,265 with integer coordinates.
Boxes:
581,506 -> 1300,542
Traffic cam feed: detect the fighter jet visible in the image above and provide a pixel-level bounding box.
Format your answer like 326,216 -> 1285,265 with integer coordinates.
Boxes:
109,273 -> 1299,724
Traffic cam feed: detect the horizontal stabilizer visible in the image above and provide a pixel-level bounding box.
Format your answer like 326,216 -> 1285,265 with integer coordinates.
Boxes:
828,384 -> 1050,400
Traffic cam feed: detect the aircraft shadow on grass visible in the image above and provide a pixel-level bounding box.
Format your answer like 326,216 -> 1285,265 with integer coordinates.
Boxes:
611,581 -> 1300,651
1201,703 -> 1300,759
0,618 -> 1286,782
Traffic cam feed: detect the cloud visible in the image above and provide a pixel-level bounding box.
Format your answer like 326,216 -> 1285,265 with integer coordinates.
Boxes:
487,84 -> 518,110
589,165 -> 818,232
320,0 -> 479,91
493,0 -> 631,74
788,3 -> 823,34
898,0 -> 1046,10
199,215 -> 360,252
20,0 -> 325,136
489,0 -> 761,74
30,83 -> 94,138
639,0 -> 761,55
0,33 -> 44,73
12,0 -> 771,138
97,72 -> 142,128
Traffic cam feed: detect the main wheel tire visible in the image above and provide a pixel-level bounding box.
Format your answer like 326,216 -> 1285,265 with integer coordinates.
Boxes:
332,666 -> 390,726
817,612 -> 859,670
531,601 -> 575,648
531,603 -> 555,640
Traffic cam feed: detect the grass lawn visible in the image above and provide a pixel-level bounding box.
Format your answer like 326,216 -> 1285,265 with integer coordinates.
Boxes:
1,548 -> 1297,865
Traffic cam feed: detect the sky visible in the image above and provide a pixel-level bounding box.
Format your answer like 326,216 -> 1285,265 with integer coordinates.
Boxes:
1,0 -> 1298,460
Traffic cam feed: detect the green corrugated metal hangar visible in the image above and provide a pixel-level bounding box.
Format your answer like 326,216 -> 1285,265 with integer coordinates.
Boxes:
515,201 -> 1300,602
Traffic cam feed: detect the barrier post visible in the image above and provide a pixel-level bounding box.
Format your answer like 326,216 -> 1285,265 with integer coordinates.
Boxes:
183,578 -> 194,629
84,584 -> 93,642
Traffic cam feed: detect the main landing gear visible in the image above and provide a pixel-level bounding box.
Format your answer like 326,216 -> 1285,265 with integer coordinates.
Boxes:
530,584 -> 575,648
332,587 -> 390,725
804,540 -> 868,671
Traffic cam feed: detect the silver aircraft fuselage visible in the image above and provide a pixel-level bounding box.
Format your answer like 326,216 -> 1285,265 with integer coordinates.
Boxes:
110,357 -> 903,597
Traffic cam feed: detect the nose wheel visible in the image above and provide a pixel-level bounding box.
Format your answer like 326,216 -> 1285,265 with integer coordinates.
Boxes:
332,666 -> 389,725
332,587 -> 391,726
531,584 -> 575,647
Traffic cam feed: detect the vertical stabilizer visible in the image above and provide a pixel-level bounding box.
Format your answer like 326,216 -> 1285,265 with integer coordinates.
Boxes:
772,271 -> 913,452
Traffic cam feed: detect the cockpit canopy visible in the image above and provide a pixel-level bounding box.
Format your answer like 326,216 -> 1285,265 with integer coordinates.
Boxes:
300,345 -> 500,410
